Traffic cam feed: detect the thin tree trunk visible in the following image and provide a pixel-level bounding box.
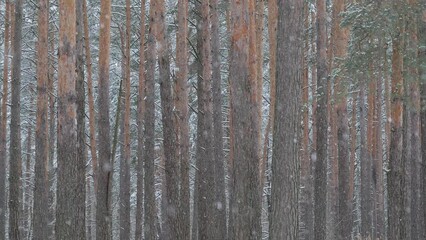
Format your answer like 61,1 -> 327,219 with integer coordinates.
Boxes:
196,1 -> 216,238
56,0 -> 85,238
32,0 -> 50,238
314,0 -> 329,238
349,92 -> 357,225
0,1 -> 11,238
300,3 -> 313,240
387,4 -> 406,238
144,1 -> 158,239
9,0 -> 23,238
360,71 -> 373,239
419,4 -> 426,235
331,0 -> 351,238
135,1 -> 146,239
269,0 -> 303,238
76,0 -> 87,238
407,1 -> 421,238
119,0 -> 131,238
95,0 -> 113,236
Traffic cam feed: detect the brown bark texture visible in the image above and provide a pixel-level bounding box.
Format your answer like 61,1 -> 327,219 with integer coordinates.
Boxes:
9,0 -> 23,238
269,0 -> 303,239
55,0 -> 86,238
119,0 -> 132,238
387,5 -> 406,239
144,1 -> 158,239
314,0 -> 329,238
32,0 -> 50,238
229,0 -> 262,239
95,0 -> 113,237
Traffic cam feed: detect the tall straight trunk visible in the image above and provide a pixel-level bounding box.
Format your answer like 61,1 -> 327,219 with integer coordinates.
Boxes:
144,1 -> 158,239
300,3 -> 313,240
406,1 -> 421,238
56,0 -> 85,238
349,92 -> 357,220
76,0 -> 87,238
360,72 -> 372,239
269,0 -> 303,239
9,0 -> 23,238
255,0 -> 264,132
135,1 -> 146,239
95,0 -> 112,237
155,0 -> 179,239
331,0 -> 351,238
229,0 -> 262,238
0,1 -> 11,238
175,0 -> 190,239
328,20 -> 338,240
361,68 -> 375,239
83,0 -> 98,192
119,0 -> 131,238
196,1 -> 216,238
314,0 -> 328,238
387,5 -> 405,239
210,0 -> 227,238
193,14 -> 203,238
32,0 -> 50,238
419,3 -> 426,234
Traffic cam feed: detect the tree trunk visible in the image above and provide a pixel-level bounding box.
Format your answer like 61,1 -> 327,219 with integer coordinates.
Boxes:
0,1 -> 11,238
95,0 -> 113,237
330,0 -> 352,238
405,2 -> 422,239
119,0 -> 131,238
314,0 -> 329,238
420,4 -> 426,235
144,1 -> 158,239
32,0 -> 49,238
9,0 -> 23,238
135,1 -> 146,240
269,0 -> 303,239
155,0 -> 179,238
76,0 -> 87,238
229,0 -> 262,238
55,0 -> 85,238
83,0 -> 98,193
387,5 -> 406,239
175,0 -> 191,238
360,71 -> 373,239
